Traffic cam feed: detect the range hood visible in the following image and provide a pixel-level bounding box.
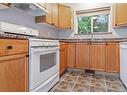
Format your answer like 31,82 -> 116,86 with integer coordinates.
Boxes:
12,3 -> 48,16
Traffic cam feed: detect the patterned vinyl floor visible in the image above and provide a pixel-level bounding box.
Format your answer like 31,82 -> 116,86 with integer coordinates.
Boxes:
50,70 -> 126,92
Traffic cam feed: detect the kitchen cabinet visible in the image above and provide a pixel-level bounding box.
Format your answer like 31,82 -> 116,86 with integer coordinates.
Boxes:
58,4 -> 74,29
60,42 -> 68,76
0,54 -> 28,92
106,43 -> 119,73
35,3 -> 74,29
90,43 -> 106,71
76,43 -> 90,69
35,3 -> 58,27
0,39 -> 28,56
67,43 -> 76,68
113,3 -> 127,27
0,39 -> 28,92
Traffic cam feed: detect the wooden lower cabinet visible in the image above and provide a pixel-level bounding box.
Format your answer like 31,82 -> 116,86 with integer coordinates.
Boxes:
90,43 -> 106,71
0,54 -> 28,92
76,43 -> 90,69
67,43 -> 76,68
106,43 -> 119,73
60,42 -> 67,76
60,42 -> 119,73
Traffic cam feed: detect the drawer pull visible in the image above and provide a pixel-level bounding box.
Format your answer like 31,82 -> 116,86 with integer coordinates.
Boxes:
7,46 -> 12,49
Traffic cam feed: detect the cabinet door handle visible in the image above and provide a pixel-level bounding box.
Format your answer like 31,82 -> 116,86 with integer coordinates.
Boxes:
7,46 -> 12,49
26,55 -> 29,57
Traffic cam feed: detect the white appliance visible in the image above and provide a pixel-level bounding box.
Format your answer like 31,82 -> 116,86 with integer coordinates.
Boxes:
29,38 -> 59,92
120,42 -> 127,88
0,22 -> 39,37
12,3 -> 48,16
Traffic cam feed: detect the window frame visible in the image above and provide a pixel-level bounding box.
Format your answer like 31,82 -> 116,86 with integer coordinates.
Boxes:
76,7 -> 111,35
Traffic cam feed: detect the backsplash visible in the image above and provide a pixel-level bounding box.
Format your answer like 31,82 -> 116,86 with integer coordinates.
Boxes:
0,7 -> 59,38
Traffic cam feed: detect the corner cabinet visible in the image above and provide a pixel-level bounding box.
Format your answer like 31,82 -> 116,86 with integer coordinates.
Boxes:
60,42 -> 68,76
113,3 -> 127,27
0,39 -> 28,92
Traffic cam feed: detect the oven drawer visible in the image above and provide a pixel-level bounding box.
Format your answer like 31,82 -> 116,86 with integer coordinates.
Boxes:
0,39 -> 28,56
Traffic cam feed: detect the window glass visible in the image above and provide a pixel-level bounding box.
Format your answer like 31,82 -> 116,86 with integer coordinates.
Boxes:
78,14 -> 109,34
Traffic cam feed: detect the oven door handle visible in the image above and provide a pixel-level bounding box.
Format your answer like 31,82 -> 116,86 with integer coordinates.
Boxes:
31,47 -> 59,53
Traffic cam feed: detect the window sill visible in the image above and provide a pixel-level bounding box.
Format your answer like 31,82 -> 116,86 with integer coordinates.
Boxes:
75,32 -> 112,35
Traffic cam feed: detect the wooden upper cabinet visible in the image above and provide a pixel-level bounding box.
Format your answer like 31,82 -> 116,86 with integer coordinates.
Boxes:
90,43 -> 106,71
35,3 -> 74,29
113,3 -> 127,27
44,3 -> 53,25
58,4 -> 74,29
106,43 -> 119,73
52,4 -> 58,27
67,43 -> 76,68
35,3 -> 58,27
76,43 -> 90,69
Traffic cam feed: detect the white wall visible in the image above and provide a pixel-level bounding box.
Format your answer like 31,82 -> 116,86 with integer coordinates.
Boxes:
58,3 -> 127,39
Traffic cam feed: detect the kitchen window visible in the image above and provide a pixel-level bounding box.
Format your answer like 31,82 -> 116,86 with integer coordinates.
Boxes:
77,7 -> 110,34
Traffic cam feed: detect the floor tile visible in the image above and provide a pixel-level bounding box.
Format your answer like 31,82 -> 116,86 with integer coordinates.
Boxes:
79,73 -> 92,79
56,81 -> 74,91
67,71 -> 80,77
53,88 -> 68,92
90,86 -> 107,92
76,78 -> 91,85
63,76 -> 78,83
59,74 -> 68,81
106,82 -> 124,91
107,88 -> 125,92
50,70 -> 126,92
105,76 -> 120,83
91,80 -> 106,88
92,74 -> 105,81
72,84 -> 90,92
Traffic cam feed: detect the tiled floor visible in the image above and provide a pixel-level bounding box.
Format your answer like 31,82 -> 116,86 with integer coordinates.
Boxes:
50,70 -> 126,92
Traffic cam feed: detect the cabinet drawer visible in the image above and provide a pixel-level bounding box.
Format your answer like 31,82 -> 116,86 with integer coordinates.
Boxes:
0,39 -> 28,56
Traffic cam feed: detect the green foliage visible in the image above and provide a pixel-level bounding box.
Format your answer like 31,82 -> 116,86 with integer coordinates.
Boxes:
93,14 -> 108,32
78,16 -> 91,34
78,14 -> 108,34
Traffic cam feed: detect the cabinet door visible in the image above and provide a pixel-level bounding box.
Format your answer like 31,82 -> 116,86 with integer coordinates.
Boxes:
60,50 -> 66,75
90,43 -> 106,71
76,43 -> 90,69
0,54 -> 28,92
60,42 -> 68,75
67,43 -> 75,68
58,4 -> 71,29
106,43 -> 119,73
52,3 -> 58,27
45,3 -> 53,24
113,3 -> 127,27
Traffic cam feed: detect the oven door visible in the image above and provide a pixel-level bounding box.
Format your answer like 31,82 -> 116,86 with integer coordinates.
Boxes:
29,47 -> 59,91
